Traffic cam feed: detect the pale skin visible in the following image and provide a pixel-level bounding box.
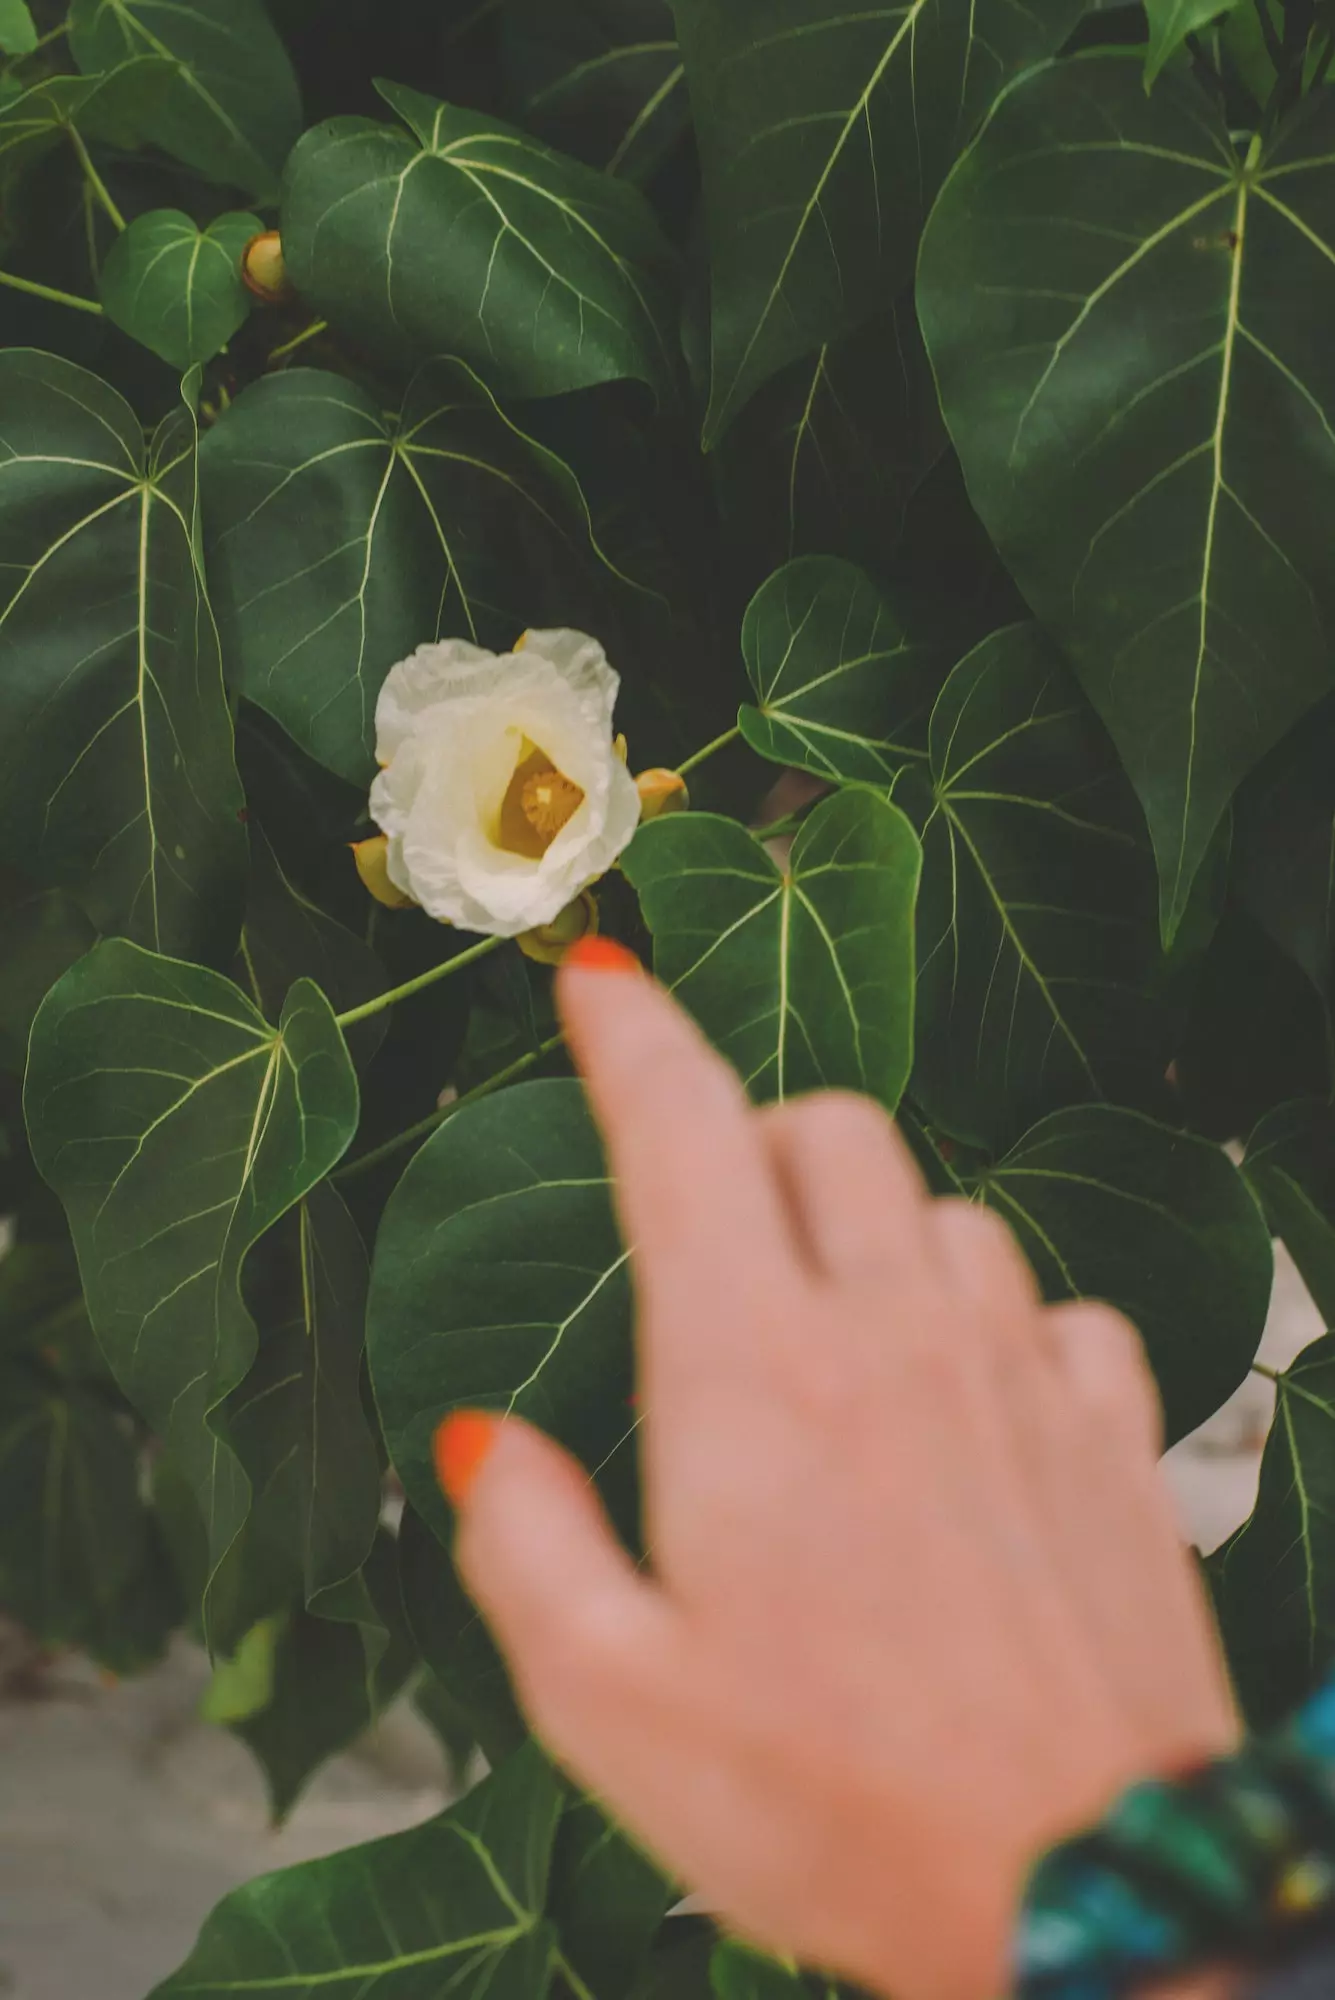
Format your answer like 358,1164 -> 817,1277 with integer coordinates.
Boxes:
453,950 -> 1244,2000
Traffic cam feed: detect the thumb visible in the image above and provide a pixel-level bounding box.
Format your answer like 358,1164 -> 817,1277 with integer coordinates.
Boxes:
440,1413 -> 681,1759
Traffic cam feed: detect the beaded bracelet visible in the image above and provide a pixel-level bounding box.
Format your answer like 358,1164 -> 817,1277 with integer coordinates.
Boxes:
1013,1675 -> 1335,1997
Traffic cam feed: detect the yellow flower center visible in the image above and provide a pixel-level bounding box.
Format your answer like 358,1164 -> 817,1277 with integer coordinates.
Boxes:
496,743 -> 585,859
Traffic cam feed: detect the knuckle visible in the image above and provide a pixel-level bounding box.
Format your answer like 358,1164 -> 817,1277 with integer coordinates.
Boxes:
783,1090 -> 892,1150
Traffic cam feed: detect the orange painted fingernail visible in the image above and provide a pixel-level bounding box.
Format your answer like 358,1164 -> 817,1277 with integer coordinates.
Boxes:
564,936 -> 643,975
434,1410 -> 502,1508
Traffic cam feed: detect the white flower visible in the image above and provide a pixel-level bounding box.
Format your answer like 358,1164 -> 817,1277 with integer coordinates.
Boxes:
368,631 -> 643,938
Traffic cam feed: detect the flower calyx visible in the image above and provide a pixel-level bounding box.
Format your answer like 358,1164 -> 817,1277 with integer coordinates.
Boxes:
242,231 -> 295,304
517,891 -> 599,966
635,767 -> 690,822
351,835 -> 416,910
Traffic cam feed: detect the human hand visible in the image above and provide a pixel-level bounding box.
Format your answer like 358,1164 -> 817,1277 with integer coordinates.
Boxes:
441,941 -> 1239,2000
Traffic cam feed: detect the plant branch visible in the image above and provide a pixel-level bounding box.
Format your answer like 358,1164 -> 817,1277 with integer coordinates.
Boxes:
334,931 -> 505,1031
1254,0 -> 1287,71
676,722 -> 741,778
269,318 -> 329,362
333,1031 -> 566,1184
66,122 -> 126,233
0,267 -> 103,314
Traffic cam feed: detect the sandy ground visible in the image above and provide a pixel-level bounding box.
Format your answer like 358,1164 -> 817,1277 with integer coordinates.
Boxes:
0,1246 -> 1322,2000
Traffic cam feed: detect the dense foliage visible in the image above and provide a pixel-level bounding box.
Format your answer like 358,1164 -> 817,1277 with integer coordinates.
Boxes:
2,0 -> 1335,1992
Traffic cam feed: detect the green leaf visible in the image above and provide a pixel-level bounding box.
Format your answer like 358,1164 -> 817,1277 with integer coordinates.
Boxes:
1212,1334 -> 1335,1726
902,624 -> 1167,1153
710,1943 -> 829,1999
977,1104 -> 1273,1443
208,1182 -> 383,1645
716,304 -> 946,586
149,1743 -> 565,1999
229,1535 -> 419,1823
1235,698 -> 1335,1002
235,827 -> 386,1069
917,53 -> 1335,941
368,1079 -> 635,1553
24,940 -> 359,1651
281,79 -> 679,400
201,362 -> 623,783
624,788 -> 922,1108
738,555 -> 945,785
0,58 -> 171,183
552,1796 -> 674,2000
0,352 -> 246,964
99,209 -> 260,370
1244,1099 -> 1335,1325
201,1612 -> 282,1725
674,0 -> 1088,441
398,1502 -> 526,1763
68,0 -> 303,200
1144,0 -> 1245,84
0,1364 -> 146,1647
505,0 -> 686,182
0,887 -> 96,1073
0,0 -> 37,57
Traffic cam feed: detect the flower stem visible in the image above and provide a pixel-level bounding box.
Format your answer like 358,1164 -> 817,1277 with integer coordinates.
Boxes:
334,1031 -> 566,1184
66,122 -> 126,233
335,932 -> 505,1031
269,318 -> 329,362
0,267 -> 104,315
676,722 -> 741,778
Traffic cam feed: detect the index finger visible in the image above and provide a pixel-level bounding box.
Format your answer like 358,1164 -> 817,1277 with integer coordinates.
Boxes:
556,937 -> 792,1310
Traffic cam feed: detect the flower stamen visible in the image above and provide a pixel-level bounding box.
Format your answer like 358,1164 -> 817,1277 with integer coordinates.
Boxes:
496,744 -> 586,858
522,767 -> 585,839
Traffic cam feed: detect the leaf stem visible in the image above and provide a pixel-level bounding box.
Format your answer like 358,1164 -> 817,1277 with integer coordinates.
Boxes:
553,1949 -> 597,2000
676,722 -> 741,778
66,122 -> 126,233
334,931 -> 505,1031
0,266 -> 103,314
1252,1362 -> 1281,1383
334,1031 -> 566,1184
269,318 -> 329,362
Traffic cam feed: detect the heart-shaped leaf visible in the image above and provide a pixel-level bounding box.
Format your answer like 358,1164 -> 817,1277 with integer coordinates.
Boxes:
25,940 -> 359,1650
149,1744 -> 566,2000
68,0 -> 303,199
0,352 -> 246,965
505,0 -> 688,182
201,361 -> 622,783
624,787 -> 922,1107
100,208 -> 260,369
738,556 -> 945,785
281,79 -> 678,401
674,0 -> 1087,441
918,53 -> 1335,941
1212,1335 -> 1335,1727
901,624 -> 1167,1153
979,1104 -> 1273,1443
1244,1098 -> 1335,1325
368,1078 -> 634,1552
0,58 -> 170,181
